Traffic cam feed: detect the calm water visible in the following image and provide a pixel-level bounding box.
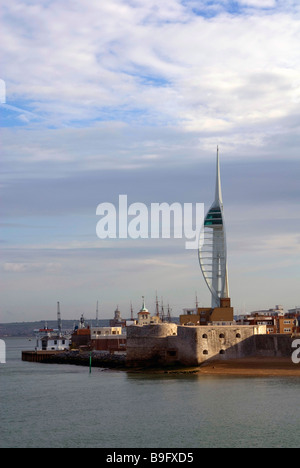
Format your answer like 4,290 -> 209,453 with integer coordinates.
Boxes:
0,337 -> 299,448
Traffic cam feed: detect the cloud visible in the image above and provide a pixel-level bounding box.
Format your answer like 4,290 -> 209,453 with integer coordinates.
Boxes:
1,0 -> 300,319
237,0 -> 276,7
3,262 -> 62,273
2,0 -> 300,134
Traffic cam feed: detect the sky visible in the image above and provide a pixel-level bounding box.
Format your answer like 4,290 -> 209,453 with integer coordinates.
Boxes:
1,0 -> 300,322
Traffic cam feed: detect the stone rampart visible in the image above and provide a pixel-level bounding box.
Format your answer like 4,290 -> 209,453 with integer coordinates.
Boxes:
126,323 -> 293,367
126,323 -> 178,367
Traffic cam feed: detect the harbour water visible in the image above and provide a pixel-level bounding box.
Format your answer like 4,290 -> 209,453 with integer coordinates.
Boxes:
1,337 -> 299,448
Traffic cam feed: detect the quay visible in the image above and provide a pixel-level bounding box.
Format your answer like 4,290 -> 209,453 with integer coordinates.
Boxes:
22,349 -> 126,368
22,350 -> 65,363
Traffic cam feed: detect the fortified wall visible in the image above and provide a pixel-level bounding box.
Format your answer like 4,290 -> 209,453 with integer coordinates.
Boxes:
126,324 -> 292,367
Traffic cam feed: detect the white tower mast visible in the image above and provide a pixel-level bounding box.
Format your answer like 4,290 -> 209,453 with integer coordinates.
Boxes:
199,147 -> 229,308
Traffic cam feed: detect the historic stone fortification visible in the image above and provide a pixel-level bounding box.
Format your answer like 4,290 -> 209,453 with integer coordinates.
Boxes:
126,323 -> 292,367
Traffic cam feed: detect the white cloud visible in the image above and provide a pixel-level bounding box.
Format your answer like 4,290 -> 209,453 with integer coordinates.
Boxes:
3,262 -> 62,273
237,0 -> 276,7
2,0 -> 300,134
1,0 -> 300,319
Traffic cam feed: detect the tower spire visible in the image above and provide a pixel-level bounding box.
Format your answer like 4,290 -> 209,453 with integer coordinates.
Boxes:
214,146 -> 223,207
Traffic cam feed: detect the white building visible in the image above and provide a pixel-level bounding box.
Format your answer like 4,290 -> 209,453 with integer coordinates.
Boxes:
250,305 -> 285,317
288,307 -> 300,314
35,325 -> 70,351
36,334 -> 70,351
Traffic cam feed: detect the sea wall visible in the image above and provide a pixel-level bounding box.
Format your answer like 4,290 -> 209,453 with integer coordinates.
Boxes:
176,325 -> 264,366
254,334 -> 292,357
126,324 -> 293,367
126,323 -> 178,367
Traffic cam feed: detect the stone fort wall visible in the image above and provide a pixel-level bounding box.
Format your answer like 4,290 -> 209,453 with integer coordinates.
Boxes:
126,324 -> 292,367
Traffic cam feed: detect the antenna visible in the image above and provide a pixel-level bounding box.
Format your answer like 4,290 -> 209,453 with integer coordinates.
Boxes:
57,302 -> 62,337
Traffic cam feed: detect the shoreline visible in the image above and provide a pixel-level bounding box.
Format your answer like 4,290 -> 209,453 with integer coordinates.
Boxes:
22,350 -> 300,377
176,357 -> 300,377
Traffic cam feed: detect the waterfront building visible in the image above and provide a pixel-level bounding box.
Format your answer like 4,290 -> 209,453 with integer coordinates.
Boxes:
36,335 -> 70,351
235,309 -> 299,335
35,325 -> 70,351
71,315 -> 91,348
236,314 -> 277,334
249,305 -> 285,317
90,326 -> 126,353
277,316 -> 296,335
288,307 -> 300,315
110,306 -> 127,328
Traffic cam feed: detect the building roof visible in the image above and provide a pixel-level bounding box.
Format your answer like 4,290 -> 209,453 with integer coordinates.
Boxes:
138,309 -> 150,315
139,297 -> 149,314
40,335 -> 68,341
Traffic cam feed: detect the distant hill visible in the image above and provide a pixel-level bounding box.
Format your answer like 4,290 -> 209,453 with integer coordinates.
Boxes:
0,317 -> 180,337
0,319 -> 110,337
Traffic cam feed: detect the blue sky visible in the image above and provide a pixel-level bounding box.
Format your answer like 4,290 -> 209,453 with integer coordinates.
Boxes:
1,0 -> 300,322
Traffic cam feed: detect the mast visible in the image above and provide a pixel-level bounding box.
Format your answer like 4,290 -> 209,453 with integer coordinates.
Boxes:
130,301 -> 134,320
57,302 -> 62,337
155,292 -> 160,317
167,304 -> 172,323
161,298 -> 165,323
96,301 -> 99,327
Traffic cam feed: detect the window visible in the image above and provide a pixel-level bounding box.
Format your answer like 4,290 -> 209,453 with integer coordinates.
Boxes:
219,350 -> 225,355
202,334 -> 208,339
236,333 -> 241,339
219,333 -> 225,339
203,350 -> 208,355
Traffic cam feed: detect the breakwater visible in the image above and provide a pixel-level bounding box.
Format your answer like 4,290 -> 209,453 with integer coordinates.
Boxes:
22,350 -> 126,368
